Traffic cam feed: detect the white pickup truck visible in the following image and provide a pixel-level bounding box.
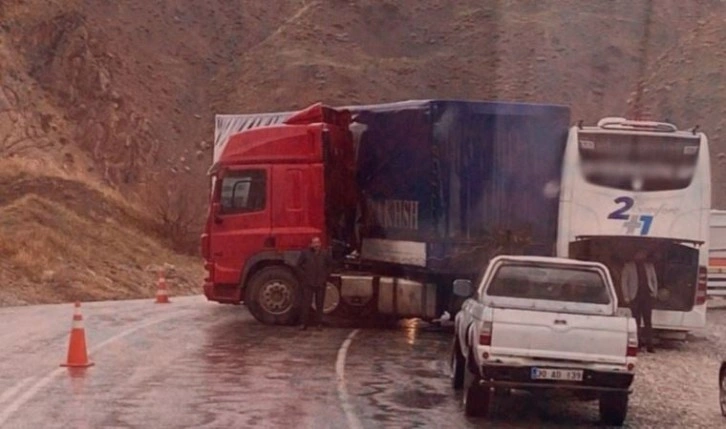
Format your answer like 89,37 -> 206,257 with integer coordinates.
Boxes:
451,255 -> 638,426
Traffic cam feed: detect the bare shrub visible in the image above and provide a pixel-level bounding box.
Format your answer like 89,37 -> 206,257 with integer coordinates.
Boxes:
143,178 -> 206,255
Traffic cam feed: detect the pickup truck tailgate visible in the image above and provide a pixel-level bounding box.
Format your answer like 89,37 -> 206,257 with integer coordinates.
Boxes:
489,308 -> 628,365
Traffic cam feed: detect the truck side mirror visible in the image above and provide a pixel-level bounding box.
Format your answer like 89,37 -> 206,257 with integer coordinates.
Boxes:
212,202 -> 223,224
453,279 -> 474,298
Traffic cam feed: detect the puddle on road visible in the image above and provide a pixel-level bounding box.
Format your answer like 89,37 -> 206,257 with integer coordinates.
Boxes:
407,368 -> 444,379
391,389 -> 449,410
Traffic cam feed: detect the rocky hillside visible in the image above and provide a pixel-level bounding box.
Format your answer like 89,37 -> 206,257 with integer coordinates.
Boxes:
641,11 -> 726,205
3,1 -> 723,190
0,0 -> 725,303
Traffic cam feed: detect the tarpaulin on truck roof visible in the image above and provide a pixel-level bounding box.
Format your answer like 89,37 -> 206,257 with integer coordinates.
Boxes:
213,101 -> 432,161
213,99 -> 569,162
214,112 -> 293,162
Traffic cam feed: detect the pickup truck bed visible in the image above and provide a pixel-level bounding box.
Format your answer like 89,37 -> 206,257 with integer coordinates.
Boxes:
489,307 -> 630,364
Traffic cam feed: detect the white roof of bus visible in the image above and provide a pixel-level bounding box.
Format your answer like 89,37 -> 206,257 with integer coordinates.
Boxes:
576,126 -> 702,139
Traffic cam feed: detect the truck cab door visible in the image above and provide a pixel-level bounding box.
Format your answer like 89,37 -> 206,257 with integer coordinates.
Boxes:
271,164 -> 325,250
209,166 -> 272,286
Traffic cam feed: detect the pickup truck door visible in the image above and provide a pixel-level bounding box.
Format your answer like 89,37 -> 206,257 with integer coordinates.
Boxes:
489,308 -> 629,365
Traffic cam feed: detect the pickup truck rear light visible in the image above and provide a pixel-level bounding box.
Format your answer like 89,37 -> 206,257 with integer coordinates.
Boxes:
696,265 -> 708,305
626,329 -> 638,357
626,344 -> 638,357
479,321 -> 493,346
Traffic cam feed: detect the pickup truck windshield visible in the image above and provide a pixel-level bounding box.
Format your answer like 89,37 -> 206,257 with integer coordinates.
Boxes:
487,264 -> 610,305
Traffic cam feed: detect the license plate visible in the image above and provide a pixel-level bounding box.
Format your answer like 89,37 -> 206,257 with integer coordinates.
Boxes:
531,367 -> 584,381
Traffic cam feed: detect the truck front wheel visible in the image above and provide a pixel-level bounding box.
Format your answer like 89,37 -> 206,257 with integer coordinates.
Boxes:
598,391 -> 629,426
245,267 -> 300,325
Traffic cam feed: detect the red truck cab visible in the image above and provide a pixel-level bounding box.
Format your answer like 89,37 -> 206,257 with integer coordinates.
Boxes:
201,103 -> 357,324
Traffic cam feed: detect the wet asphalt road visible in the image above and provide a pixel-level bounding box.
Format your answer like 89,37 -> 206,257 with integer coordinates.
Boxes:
0,296 -> 724,428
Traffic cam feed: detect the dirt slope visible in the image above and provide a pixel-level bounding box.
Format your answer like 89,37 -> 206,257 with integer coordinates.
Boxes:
0,159 -> 202,306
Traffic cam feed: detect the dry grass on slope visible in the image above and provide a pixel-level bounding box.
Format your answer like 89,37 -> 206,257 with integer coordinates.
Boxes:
0,158 -> 203,306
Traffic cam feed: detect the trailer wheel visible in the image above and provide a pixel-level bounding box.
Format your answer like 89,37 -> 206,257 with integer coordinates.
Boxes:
245,266 -> 300,325
598,391 -> 629,426
310,282 -> 341,315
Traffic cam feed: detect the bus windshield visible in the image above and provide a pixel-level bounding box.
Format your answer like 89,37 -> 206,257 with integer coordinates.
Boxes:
578,133 -> 701,192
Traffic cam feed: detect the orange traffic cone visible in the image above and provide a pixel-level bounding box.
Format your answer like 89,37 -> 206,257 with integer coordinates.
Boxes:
155,271 -> 171,304
61,302 -> 94,368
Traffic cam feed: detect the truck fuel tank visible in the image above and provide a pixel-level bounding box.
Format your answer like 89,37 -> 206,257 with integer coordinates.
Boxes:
334,274 -> 438,319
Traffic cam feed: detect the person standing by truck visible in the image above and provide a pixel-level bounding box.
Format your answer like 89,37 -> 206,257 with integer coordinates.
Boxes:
621,249 -> 658,352
297,237 -> 332,330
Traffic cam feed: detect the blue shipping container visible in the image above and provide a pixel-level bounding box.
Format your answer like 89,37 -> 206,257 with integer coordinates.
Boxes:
349,100 -> 571,276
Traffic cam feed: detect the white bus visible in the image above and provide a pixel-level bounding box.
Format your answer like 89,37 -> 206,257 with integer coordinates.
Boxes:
557,117 -> 711,339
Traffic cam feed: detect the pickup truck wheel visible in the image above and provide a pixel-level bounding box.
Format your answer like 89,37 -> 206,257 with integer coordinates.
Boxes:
245,267 -> 300,325
462,352 -> 491,417
450,338 -> 465,390
463,377 -> 491,417
598,391 -> 629,426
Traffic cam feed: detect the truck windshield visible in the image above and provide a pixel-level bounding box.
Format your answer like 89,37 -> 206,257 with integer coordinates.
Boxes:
487,263 -> 610,305
578,133 -> 700,191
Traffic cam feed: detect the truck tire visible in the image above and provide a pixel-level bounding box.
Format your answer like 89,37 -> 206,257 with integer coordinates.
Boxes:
462,352 -> 491,417
598,391 -> 629,426
720,364 -> 726,417
245,266 -> 300,326
311,282 -> 341,315
450,338 -> 465,390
